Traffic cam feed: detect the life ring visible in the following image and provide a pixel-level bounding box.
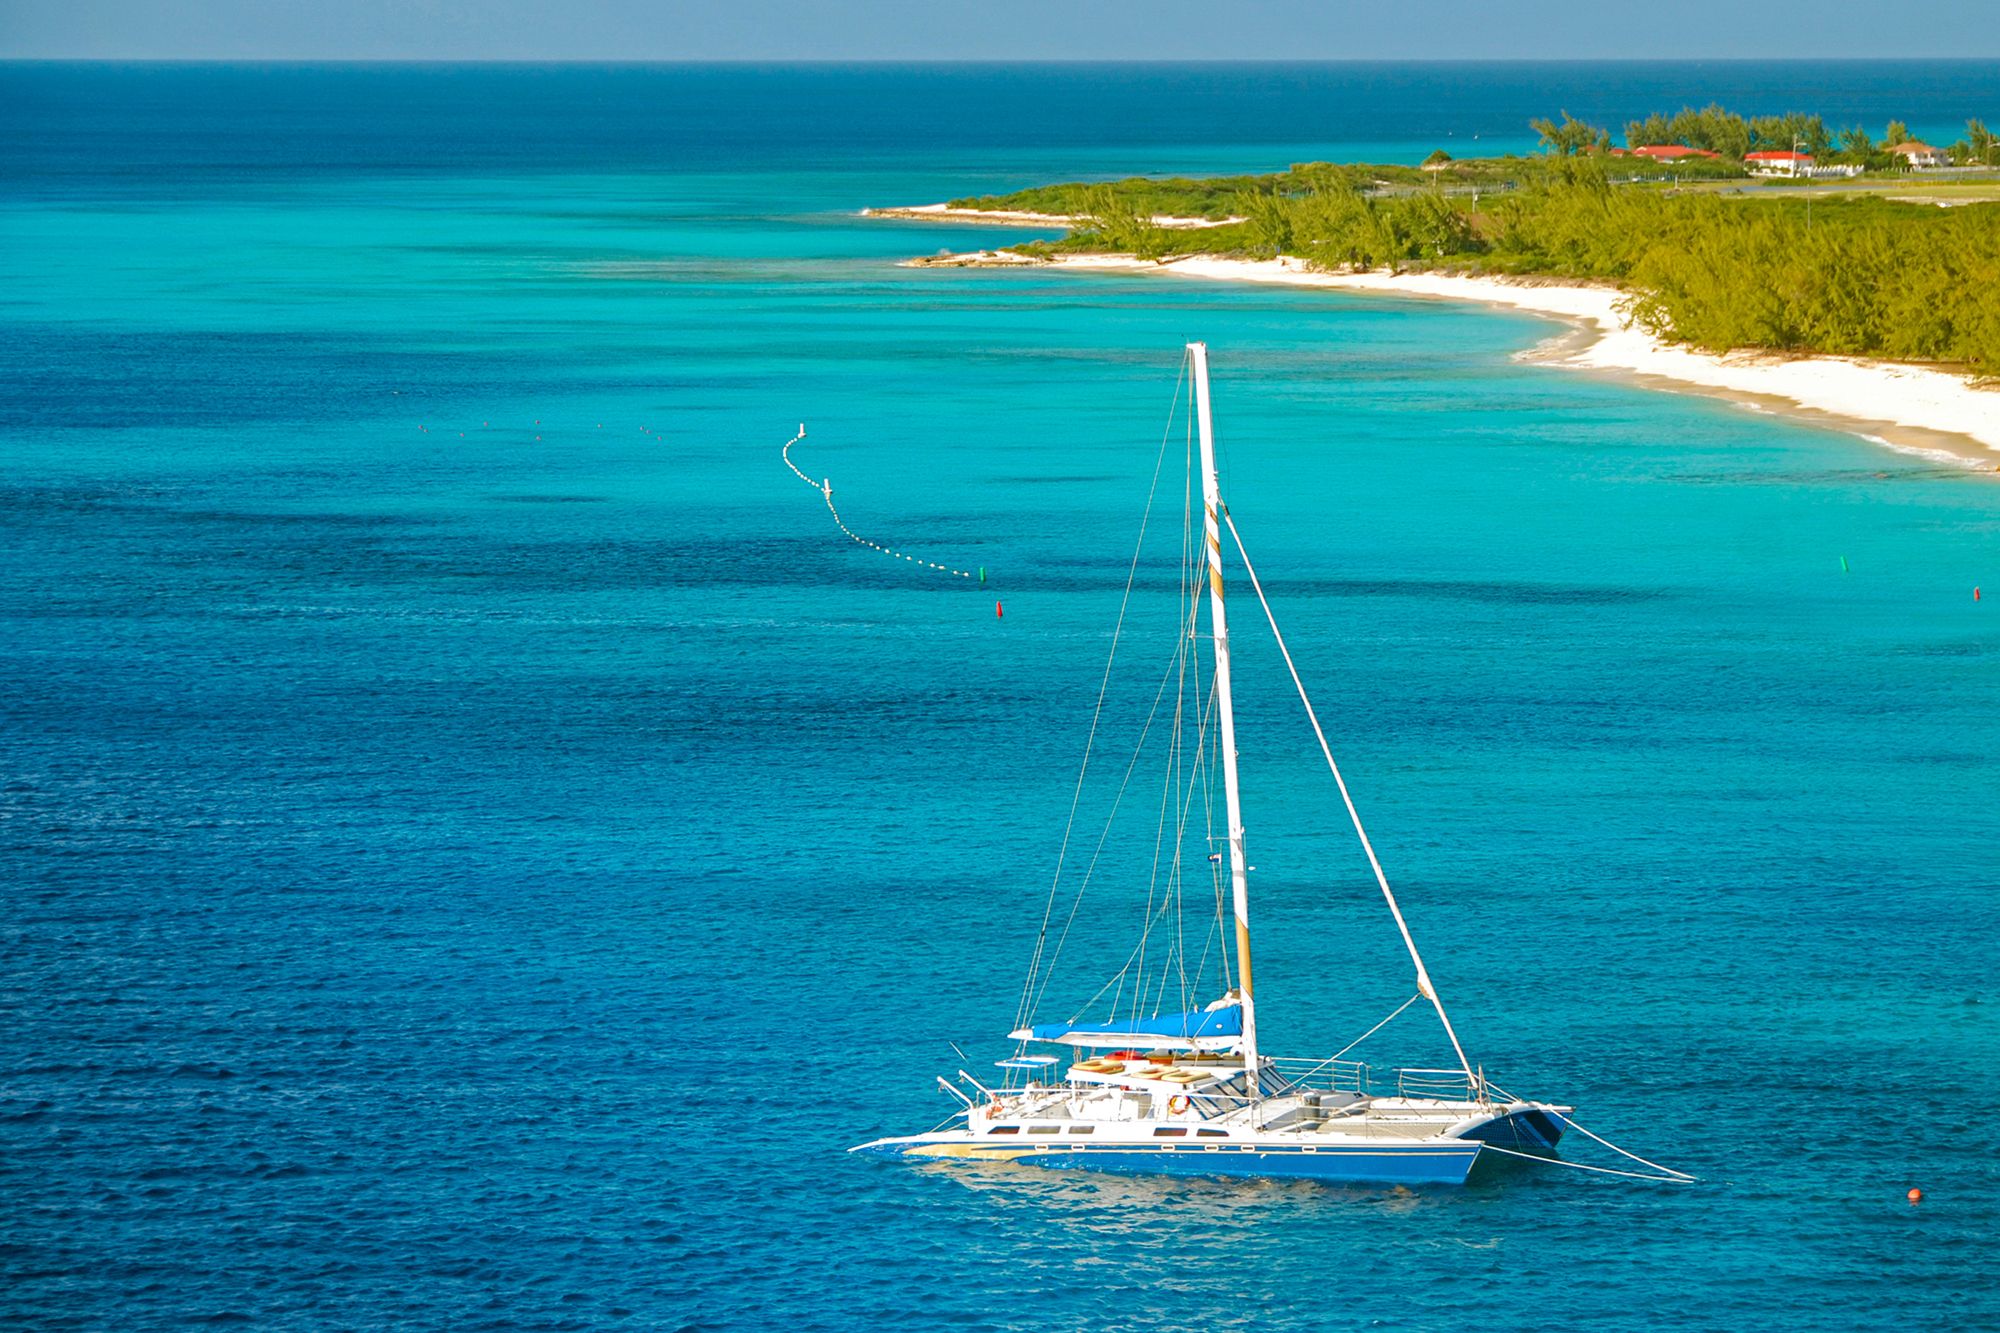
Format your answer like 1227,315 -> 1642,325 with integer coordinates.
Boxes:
1167,1094 -> 1192,1114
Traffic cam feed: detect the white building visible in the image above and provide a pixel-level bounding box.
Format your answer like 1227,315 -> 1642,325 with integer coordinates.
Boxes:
1887,141 -> 1948,169
1744,150 -> 1814,177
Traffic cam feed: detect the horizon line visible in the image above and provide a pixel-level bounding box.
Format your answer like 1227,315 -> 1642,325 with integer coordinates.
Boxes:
6,55 -> 2000,66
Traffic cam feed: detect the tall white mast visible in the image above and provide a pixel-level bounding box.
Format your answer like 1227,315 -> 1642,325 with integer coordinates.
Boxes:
1190,342 -> 1259,1079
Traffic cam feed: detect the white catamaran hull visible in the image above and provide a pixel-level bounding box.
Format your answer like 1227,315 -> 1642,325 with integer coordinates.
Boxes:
861,1135 -> 1487,1185
856,1097 -> 1570,1187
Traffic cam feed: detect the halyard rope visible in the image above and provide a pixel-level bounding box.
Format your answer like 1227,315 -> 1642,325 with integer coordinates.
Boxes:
783,426 -> 975,579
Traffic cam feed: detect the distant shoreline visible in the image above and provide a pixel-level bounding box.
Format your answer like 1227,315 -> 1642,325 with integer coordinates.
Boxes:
863,204 -> 1244,230
893,243 -> 2000,468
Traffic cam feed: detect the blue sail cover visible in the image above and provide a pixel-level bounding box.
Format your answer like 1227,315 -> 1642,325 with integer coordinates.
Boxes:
1026,1003 -> 1243,1046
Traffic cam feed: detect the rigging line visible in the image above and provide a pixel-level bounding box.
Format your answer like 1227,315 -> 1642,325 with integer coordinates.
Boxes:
1132,609 -> 1192,1023
1148,682 -> 1202,1028
1140,568 -> 1195,1023
1219,507 -> 1479,1088
1066,669 -> 1222,1022
1016,356 -> 1184,1024
1132,701 -> 1176,1021
1165,647 -> 1215,1014
1070,884 -> 1208,1020
1474,1144 -> 1696,1184
1330,994 -> 1423,1062
1088,609 -> 1219,1026
1123,656 -> 1218,1023
1182,677 -> 1221,1013
780,426 -> 976,580
1029,637 -> 1194,1026
1076,649 -> 1213,1024
1550,1114 -> 1697,1182
1171,411 -> 1198,1016
1130,762 -> 1171,1024
1195,672 -> 1229,996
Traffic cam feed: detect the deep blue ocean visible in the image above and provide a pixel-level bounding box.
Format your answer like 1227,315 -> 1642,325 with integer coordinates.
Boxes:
3,62 -> 1998,1331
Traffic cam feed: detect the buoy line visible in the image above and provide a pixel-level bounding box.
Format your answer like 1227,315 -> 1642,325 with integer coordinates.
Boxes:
782,425 -> 978,581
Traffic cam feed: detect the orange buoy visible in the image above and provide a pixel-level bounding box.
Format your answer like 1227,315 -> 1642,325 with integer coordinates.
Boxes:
1908,1187 -> 1923,1203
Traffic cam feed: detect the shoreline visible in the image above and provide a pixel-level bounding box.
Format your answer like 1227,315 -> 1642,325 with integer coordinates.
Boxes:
863,204 -> 1242,230
906,248 -> 2000,468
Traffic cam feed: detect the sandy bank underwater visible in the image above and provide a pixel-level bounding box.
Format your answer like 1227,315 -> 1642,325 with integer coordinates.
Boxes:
904,247 -> 2000,466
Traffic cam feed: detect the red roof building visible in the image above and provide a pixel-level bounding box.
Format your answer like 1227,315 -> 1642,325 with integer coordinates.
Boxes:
1744,149 -> 1815,177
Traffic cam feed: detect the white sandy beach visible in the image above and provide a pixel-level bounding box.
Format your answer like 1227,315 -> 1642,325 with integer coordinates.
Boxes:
864,203 -> 1245,230
910,248 -> 2000,464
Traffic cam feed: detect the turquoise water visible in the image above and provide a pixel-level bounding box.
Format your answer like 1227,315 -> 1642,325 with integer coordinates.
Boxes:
4,63 -> 1998,1330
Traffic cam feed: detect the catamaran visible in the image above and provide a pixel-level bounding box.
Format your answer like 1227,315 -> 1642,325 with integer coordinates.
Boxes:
852,344 -> 1673,1188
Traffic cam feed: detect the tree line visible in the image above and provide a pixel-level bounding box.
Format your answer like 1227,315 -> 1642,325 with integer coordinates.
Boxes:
1537,104 -> 1997,169
986,157 -> 2000,372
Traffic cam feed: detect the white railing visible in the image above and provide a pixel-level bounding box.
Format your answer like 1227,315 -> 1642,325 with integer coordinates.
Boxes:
1269,1058 -> 1501,1104
1267,1056 -> 1373,1096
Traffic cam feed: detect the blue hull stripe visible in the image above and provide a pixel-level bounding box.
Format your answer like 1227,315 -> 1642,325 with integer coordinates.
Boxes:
1033,1147 -> 1479,1185
870,1141 -> 1483,1186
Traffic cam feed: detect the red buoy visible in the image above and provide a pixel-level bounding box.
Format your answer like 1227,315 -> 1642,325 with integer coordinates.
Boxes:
995,601 -> 1004,618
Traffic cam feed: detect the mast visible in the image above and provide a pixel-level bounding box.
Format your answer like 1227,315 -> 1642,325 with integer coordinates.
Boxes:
1189,342 -> 1259,1081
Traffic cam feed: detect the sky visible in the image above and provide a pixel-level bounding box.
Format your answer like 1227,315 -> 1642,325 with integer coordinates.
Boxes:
3,0 -> 1998,61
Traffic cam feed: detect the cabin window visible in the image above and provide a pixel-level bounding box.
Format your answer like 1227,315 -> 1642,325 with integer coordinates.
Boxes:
1152,1126 -> 1188,1138
1067,1125 -> 1095,1135
1027,1125 -> 1061,1135
1197,1128 -> 1228,1138
989,1125 -> 1020,1135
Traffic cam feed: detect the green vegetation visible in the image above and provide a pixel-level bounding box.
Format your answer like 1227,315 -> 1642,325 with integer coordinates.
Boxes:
1951,119 -> 1997,166
1530,111 -> 1610,156
1577,105 -> 1999,172
947,159 -> 1525,220
960,153 -> 2000,372
1485,164 -> 2000,367
1617,103 -> 1832,158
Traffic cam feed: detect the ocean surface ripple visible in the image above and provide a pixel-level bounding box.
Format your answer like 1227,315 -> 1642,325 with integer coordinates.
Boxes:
2,63 -> 1997,1332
